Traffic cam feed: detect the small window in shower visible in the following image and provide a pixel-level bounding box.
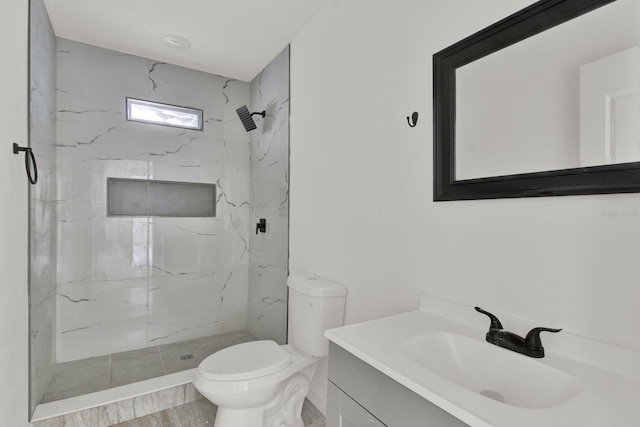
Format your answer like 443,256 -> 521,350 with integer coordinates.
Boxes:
107,178 -> 216,217
126,98 -> 203,131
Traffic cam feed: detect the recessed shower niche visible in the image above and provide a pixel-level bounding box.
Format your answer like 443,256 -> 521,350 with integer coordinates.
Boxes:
107,178 -> 217,217
28,0 -> 290,417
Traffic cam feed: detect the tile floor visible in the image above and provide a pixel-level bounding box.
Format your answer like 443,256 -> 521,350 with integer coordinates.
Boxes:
112,398 -> 325,427
43,331 -> 257,403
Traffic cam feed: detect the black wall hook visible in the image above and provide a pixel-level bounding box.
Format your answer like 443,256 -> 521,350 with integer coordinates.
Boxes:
407,112 -> 419,128
13,143 -> 38,185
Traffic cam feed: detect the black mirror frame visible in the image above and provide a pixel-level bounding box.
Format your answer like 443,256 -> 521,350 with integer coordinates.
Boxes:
433,0 -> 640,201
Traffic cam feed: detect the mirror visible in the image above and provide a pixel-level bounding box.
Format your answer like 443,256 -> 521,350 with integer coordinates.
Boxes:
434,0 -> 640,201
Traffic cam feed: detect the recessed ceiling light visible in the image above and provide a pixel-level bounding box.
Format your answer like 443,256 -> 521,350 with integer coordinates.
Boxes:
162,35 -> 191,50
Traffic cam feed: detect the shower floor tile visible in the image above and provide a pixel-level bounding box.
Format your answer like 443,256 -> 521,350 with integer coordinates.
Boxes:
43,364 -> 111,403
161,346 -> 210,375
110,354 -> 164,387
41,330 -> 256,404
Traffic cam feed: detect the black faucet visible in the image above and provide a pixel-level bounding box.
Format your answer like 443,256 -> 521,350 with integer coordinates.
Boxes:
475,307 -> 561,358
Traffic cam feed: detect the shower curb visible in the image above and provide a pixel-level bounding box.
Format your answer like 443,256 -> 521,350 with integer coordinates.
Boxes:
31,370 -> 201,426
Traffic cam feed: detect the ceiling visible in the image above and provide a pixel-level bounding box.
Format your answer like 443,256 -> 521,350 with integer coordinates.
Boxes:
43,0 -> 328,82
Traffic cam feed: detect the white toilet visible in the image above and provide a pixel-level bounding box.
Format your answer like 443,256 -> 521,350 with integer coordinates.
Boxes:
192,273 -> 347,427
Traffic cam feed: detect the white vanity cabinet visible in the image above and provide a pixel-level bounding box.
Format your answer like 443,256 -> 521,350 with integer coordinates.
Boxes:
326,343 -> 469,427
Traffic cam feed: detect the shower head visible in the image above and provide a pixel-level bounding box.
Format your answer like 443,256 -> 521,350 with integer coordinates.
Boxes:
236,105 -> 265,132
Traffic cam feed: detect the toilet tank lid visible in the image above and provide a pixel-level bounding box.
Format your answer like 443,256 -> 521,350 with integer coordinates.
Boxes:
287,273 -> 347,297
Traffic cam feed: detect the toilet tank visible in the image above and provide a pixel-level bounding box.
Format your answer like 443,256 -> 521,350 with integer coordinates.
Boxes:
287,273 -> 347,357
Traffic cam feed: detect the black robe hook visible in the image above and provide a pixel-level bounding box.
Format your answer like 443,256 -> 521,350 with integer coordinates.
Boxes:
407,111 -> 419,128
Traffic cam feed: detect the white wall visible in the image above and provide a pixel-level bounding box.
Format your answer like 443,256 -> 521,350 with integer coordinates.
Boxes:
290,0 -> 640,409
0,1 -> 30,425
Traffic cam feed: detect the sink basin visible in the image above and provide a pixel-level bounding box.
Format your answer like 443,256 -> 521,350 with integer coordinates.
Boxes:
403,332 -> 581,409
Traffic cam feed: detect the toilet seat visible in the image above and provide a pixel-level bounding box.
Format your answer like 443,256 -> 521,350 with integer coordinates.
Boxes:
198,340 -> 292,381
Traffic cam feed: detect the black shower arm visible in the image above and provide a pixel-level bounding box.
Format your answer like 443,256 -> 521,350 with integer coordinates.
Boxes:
251,111 -> 266,118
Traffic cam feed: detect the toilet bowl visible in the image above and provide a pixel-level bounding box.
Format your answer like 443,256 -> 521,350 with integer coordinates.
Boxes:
193,342 -> 319,427
192,273 -> 347,427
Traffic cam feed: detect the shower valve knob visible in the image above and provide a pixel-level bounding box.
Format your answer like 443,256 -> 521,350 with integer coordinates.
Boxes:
256,218 -> 266,234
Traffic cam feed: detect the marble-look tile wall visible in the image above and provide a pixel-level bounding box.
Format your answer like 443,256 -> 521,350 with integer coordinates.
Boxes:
56,38 -> 252,362
30,0 -> 58,412
248,47 -> 290,343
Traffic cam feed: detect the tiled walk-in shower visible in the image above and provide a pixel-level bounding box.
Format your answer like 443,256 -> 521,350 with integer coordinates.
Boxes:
42,331 -> 255,403
30,0 -> 291,418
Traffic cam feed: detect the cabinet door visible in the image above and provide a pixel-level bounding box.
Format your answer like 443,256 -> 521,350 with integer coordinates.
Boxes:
328,382 -> 386,427
328,343 -> 469,427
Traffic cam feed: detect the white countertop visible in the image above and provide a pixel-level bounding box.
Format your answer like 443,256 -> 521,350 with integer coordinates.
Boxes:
325,294 -> 640,427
